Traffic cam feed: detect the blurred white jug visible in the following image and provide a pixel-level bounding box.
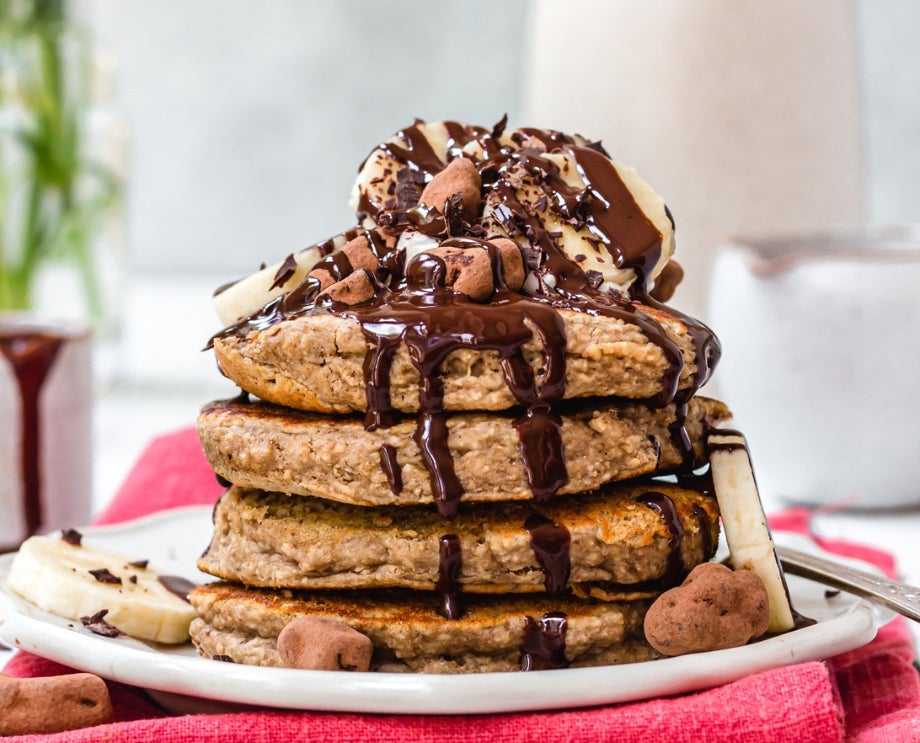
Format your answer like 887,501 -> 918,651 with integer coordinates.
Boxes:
708,226 -> 920,508
525,0 -> 863,321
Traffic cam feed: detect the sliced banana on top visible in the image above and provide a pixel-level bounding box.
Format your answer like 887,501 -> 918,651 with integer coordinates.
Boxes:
708,429 -> 796,634
211,119 -> 680,329
212,231 -> 361,327
7,534 -> 197,644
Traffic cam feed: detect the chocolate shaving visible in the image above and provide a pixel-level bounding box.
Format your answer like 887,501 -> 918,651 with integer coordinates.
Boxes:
825,589 -> 841,599
269,253 -> 298,291
521,247 -> 543,271
664,203 -> 676,230
128,559 -> 149,569
445,192 -> 465,236
129,575 -> 138,584
259,261 -> 267,270
212,654 -> 236,663
80,610 -> 125,638
491,113 -> 508,140
584,270 -> 604,289
583,139 -> 611,157
89,568 -> 122,585
491,203 -> 521,236
395,168 -> 422,210
573,253 -> 586,263
61,528 -> 82,546
533,196 -> 548,212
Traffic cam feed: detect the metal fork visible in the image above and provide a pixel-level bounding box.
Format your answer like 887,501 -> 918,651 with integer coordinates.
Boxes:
777,545 -> 920,623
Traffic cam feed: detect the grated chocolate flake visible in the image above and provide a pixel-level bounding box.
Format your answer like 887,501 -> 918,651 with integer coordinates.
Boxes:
585,270 -> 604,289
129,559 -> 149,569
491,113 -> 508,140
212,654 -> 236,663
61,528 -> 83,546
445,192 -> 465,237
89,568 -> 122,585
583,139 -> 611,157
395,168 -> 422,210
269,253 -> 299,291
80,610 -> 125,638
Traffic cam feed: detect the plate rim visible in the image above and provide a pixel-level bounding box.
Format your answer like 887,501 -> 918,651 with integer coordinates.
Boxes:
0,506 -> 881,715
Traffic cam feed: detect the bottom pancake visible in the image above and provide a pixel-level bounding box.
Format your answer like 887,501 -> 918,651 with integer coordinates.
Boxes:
189,583 -> 658,673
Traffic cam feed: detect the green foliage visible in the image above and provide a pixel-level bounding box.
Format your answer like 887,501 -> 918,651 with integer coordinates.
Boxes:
0,0 -> 121,317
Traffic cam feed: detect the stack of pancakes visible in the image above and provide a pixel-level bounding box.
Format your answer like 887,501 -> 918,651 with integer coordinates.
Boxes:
190,120 -> 731,673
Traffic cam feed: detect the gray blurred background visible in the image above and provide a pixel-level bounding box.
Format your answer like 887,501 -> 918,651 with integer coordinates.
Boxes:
69,0 -> 919,502
82,0 -> 917,281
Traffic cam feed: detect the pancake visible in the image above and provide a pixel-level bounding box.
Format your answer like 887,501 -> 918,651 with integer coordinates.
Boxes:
197,396 -> 729,507
212,302 -> 712,416
198,483 -> 718,595
189,582 -> 658,673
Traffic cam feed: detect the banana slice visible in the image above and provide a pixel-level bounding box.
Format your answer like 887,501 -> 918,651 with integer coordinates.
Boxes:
6,534 -> 196,644
709,429 -> 795,633
213,228 -> 363,327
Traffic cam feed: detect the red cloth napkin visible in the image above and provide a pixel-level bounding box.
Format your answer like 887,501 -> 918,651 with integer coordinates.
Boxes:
4,427 -> 920,742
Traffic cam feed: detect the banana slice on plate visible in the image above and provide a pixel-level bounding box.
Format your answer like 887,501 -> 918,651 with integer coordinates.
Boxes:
709,429 -> 796,633
6,534 -> 196,644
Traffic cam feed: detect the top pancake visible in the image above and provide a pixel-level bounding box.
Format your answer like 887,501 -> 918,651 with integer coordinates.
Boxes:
214,301 -> 710,415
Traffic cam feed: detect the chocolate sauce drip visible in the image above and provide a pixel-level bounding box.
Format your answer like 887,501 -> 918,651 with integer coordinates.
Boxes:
484,152 -> 687,407
435,534 -> 463,619
512,406 -> 568,501
570,146 -> 664,284
354,291 -> 569,518
520,612 -> 568,671
378,443 -> 403,495
0,332 -> 63,539
158,575 -> 196,603
692,503 -> 715,560
637,491 -> 686,584
207,122 -> 725,521
667,401 -> 695,470
708,428 -> 748,454
524,513 -> 571,594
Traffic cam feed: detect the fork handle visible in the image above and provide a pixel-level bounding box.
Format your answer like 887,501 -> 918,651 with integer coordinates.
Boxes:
777,545 -> 920,623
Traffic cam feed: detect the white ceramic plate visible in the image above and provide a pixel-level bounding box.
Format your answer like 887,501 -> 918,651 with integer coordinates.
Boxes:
0,506 -> 886,715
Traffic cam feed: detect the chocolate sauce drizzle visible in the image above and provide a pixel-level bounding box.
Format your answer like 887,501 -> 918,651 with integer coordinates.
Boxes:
637,491 -> 686,584
0,332 -> 63,541
707,428 -> 748,454
520,612 -> 568,671
378,444 -> 403,495
210,120 -> 722,521
692,503 -> 714,560
435,534 -> 463,619
358,290 -> 569,518
524,513 -> 571,594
